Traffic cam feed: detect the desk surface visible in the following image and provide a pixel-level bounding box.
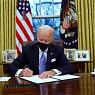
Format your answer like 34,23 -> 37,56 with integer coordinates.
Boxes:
0,73 -> 95,95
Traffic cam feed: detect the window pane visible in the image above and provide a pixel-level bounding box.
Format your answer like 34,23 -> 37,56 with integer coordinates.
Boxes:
29,0 -> 61,40
32,19 -> 41,32
53,18 -> 60,39
41,0 -> 52,2
41,1 -> 53,16
33,18 -> 53,32
54,0 -> 62,2
29,0 -> 61,16
54,2 -> 61,15
41,18 -> 53,26
33,18 -> 61,40
29,0 -> 40,16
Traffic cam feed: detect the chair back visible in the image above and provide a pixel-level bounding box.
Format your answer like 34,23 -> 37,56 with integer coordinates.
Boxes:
52,39 -> 64,48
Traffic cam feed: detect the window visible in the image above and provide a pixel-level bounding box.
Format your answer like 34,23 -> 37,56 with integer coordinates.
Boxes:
29,0 -> 62,39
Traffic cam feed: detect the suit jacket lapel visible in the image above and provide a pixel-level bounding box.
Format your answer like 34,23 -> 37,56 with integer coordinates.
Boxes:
34,47 -> 39,66
32,43 -> 39,73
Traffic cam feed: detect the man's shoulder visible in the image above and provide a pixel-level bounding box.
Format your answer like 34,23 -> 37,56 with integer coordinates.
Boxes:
49,43 -> 64,53
22,40 -> 38,51
23,40 -> 38,47
51,41 -> 64,49
51,40 -> 64,48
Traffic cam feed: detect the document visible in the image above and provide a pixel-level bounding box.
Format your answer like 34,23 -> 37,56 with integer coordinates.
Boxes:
20,75 -> 59,84
20,74 -> 80,84
0,77 -> 11,81
52,74 -> 80,80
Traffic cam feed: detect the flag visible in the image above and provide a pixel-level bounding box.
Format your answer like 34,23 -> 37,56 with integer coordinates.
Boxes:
16,0 -> 34,54
62,15 -> 71,29
60,0 -> 78,49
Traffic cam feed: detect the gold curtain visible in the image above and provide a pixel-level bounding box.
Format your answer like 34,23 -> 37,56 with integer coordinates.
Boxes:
0,0 -> 16,75
76,0 -> 95,72
0,0 -> 16,61
0,0 -> 95,73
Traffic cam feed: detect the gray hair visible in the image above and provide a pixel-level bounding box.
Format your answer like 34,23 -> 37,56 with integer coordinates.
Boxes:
38,25 -> 54,33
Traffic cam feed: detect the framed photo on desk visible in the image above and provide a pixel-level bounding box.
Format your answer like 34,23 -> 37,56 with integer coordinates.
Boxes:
2,51 -> 6,62
75,50 -> 90,61
64,49 -> 76,61
5,49 -> 17,63
2,49 -> 17,63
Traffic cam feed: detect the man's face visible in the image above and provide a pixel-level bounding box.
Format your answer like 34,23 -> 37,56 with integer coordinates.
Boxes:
37,31 -> 52,44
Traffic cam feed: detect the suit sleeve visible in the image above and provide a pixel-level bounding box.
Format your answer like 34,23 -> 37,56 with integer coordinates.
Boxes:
8,46 -> 27,75
57,48 -> 74,75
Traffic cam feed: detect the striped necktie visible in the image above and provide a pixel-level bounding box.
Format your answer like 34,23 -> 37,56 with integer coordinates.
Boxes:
39,52 -> 46,74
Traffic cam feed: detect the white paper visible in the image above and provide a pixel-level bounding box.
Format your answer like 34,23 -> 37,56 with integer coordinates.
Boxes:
0,77 -> 11,81
91,72 -> 95,74
20,75 -> 59,84
52,74 -> 80,80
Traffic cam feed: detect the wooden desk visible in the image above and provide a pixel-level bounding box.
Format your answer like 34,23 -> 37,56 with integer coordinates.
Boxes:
0,73 -> 95,95
71,61 -> 92,73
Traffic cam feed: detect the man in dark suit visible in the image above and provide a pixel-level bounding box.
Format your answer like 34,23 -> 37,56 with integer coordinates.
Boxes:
8,25 -> 74,78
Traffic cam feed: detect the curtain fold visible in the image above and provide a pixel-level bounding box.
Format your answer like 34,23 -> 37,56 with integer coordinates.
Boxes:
0,0 -> 16,61
77,0 -> 95,72
0,0 -> 16,75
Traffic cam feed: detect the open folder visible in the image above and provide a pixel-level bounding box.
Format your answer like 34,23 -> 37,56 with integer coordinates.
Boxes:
20,74 -> 80,84
20,75 -> 58,84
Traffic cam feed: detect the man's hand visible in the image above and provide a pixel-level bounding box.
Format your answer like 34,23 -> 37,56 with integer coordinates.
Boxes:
39,70 -> 56,79
19,68 -> 33,77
